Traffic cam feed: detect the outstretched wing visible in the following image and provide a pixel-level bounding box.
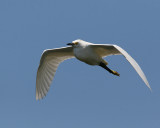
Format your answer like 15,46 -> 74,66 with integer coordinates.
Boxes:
90,44 -> 122,57
91,44 -> 151,90
36,46 -> 74,100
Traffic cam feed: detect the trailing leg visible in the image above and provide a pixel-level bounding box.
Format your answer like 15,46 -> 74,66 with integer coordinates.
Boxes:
99,62 -> 120,76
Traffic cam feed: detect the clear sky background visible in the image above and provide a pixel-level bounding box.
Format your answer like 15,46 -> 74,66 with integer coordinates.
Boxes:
0,0 -> 160,128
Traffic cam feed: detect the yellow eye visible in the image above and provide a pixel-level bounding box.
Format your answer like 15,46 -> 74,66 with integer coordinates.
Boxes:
74,42 -> 78,45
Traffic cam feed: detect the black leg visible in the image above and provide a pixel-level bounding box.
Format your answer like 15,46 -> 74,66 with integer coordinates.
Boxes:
99,62 -> 120,76
99,62 -> 113,73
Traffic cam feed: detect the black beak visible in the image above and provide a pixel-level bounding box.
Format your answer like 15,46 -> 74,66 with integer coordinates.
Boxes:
67,43 -> 73,46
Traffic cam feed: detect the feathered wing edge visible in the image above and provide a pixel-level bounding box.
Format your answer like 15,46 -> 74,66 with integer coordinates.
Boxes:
91,43 -> 151,90
113,45 -> 151,90
36,47 -> 74,100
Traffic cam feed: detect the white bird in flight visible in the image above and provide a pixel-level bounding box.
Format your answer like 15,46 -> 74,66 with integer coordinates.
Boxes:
36,39 -> 151,100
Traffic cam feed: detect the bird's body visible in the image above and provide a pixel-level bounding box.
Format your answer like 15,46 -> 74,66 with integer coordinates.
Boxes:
73,42 -> 102,65
36,39 -> 151,100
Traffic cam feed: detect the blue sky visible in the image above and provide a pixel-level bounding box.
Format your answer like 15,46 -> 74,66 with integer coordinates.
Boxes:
0,0 -> 160,127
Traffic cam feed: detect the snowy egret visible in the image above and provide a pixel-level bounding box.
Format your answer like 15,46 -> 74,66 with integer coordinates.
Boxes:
36,39 -> 151,100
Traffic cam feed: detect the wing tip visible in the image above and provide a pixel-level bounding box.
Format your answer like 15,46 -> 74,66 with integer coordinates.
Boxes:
146,83 -> 152,92
114,44 -> 152,92
36,91 -> 47,100
36,97 -> 39,101
36,92 -> 39,100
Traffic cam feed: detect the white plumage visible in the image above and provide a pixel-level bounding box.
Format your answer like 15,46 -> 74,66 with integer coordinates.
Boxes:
36,39 -> 151,100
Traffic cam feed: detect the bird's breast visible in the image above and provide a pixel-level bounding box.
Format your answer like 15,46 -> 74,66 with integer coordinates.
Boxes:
73,47 -> 101,65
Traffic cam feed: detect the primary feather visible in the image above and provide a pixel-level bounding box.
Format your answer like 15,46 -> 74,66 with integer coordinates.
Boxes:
91,44 -> 151,90
36,46 -> 74,100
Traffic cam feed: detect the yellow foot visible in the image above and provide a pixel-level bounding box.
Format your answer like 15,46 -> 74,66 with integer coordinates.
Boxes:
112,70 -> 120,76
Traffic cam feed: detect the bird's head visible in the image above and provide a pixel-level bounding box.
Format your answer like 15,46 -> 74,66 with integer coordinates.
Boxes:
67,39 -> 89,48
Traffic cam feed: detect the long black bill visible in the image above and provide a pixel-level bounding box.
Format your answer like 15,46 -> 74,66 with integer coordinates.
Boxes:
67,43 -> 73,45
